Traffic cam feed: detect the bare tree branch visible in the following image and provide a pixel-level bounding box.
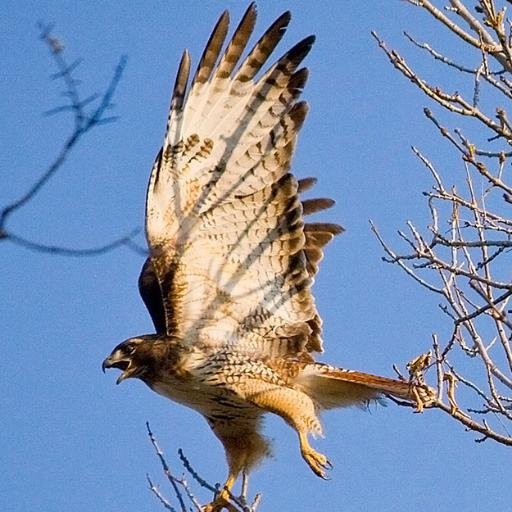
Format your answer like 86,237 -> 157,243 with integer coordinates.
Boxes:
375,0 -> 512,446
1,24 -> 144,257
146,423 -> 261,512
6,229 -> 147,257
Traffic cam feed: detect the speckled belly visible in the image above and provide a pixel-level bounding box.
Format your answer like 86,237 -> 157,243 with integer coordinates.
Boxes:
149,373 -> 261,422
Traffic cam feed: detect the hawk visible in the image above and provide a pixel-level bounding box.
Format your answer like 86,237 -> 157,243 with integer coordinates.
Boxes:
103,4 -> 429,510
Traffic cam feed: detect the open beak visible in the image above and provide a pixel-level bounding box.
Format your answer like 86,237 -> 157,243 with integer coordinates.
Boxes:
102,353 -> 133,385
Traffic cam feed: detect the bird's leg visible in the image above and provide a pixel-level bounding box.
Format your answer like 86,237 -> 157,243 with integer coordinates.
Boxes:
298,429 -> 332,480
205,421 -> 268,511
245,383 -> 332,479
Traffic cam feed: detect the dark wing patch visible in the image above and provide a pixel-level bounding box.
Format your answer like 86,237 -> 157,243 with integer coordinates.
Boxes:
138,258 -> 167,334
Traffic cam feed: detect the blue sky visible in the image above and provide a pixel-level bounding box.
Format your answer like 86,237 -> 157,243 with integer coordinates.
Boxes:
2,1 -> 510,511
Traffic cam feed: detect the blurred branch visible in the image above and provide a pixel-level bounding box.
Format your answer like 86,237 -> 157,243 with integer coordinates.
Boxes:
374,0 -> 512,446
7,229 -> 147,257
146,423 -> 261,512
0,24 -> 145,257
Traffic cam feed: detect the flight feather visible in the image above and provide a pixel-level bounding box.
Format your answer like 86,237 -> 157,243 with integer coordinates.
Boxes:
141,3 -> 342,358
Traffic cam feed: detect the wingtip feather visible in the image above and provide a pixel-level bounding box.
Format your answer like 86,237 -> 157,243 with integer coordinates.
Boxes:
171,49 -> 191,111
192,10 -> 230,85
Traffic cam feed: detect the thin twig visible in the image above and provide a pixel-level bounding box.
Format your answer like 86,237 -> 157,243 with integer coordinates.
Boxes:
5,229 -> 145,257
146,423 -> 188,512
147,474 -> 177,512
1,24 -> 139,258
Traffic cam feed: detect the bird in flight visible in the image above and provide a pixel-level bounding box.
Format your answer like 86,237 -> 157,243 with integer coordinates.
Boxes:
103,4 -> 430,510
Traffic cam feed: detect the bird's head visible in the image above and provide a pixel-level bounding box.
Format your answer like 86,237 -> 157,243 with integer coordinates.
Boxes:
102,335 -> 159,384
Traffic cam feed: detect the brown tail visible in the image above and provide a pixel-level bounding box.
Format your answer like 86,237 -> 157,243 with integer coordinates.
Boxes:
296,363 -> 415,410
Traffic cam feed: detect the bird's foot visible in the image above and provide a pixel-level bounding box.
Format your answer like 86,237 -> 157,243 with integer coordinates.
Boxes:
412,383 -> 436,413
203,494 -> 238,512
301,447 -> 333,479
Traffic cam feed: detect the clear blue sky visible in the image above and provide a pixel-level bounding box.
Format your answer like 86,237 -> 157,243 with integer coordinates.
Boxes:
2,1 -> 509,511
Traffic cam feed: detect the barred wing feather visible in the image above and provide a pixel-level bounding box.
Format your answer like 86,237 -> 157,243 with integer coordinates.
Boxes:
142,3 -> 342,357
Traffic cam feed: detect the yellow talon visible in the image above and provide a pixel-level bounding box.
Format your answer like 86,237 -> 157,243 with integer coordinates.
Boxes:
203,474 -> 238,512
298,431 -> 332,479
203,494 -> 237,512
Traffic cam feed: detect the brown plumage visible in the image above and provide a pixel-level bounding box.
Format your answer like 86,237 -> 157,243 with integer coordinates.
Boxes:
103,4 -> 432,510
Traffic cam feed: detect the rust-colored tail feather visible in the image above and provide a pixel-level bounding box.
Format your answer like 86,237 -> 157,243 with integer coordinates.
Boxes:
322,368 -> 413,399
297,363 -> 415,410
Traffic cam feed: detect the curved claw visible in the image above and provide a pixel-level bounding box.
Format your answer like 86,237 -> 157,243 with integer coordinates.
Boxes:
203,497 -> 237,512
301,448 -> 333,479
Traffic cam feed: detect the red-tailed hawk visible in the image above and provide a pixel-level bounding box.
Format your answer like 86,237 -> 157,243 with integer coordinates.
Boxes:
103,4 -> 429,510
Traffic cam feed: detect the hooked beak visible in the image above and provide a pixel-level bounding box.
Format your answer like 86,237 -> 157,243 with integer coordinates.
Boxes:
102,353 -> 134,385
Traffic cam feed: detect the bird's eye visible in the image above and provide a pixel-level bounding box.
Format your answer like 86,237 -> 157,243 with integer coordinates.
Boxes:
125,344 -> 136,355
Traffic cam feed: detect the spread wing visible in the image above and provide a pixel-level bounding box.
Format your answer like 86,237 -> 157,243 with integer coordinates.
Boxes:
140,3 -> 342,356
